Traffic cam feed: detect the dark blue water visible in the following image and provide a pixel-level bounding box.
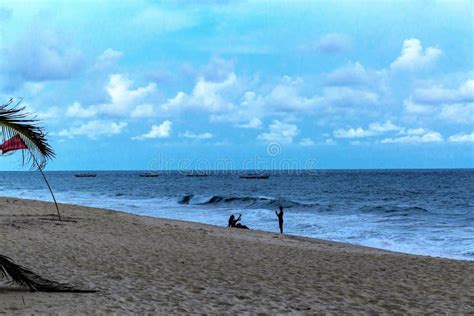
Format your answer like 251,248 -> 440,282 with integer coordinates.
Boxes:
1,169 -> 473,260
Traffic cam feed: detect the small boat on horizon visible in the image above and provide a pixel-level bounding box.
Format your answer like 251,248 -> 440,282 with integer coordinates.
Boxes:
74,173 -> 97,178
139,173 -> 160,177
184,172 -> 209,177
239,174 -> 270,179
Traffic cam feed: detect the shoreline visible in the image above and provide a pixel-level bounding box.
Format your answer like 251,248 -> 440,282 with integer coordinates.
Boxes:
1,197 -> 473,313
1,193 -> 471,262
2,195 -> 470,263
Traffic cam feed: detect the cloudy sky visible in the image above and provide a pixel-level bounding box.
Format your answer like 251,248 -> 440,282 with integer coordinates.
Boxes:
1,0 -> 473,170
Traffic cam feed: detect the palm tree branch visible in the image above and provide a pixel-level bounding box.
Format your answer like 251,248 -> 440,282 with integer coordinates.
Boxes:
0,99 -> 55,169
0,254 -> 95,292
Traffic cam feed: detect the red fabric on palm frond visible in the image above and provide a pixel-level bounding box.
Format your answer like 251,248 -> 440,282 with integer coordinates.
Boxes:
0,134 -> 28,154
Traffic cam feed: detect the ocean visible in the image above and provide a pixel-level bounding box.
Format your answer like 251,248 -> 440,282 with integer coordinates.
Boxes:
1,169 -> 473,260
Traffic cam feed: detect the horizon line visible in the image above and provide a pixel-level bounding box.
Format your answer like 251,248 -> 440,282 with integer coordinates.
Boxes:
1,167 -> 473,172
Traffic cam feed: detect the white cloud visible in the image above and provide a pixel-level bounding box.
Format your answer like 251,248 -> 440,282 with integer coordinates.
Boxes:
439,103 -> 474,124
162,73 -> 236,113
133,120 -> 172,140
56,120 -> 127,139
334,127 -> 375,138
398,128 -> 428,136
161,92 -> 187,111
323,62 -> 383,87
202,57 -> 234,82
257,120 -> 299,144
368,121 -> 400,132
299,138 -> 315,146
205,73 -> 378,128
65,74 -> 157,118
448,132 -> 474,143
390,38 -> 442,71
314,33 -> 351,54
103,74 -> 156,115
210,91 -> 265,128
403,99 -> 435,114
24,103 -> 61,120
237,117 -> 262,129
166,61 -> 237,111
320,63 -> 388,115
37,107 -> 61,120
404,79 -> 474,124
163,70 -> 381,129
130,104 -> 157,118
322,86 -> 379,108
190,73 -> 236,112
66,102 -> 97,118
181,131 -> 213,140
460,80 -> 474,101
335,121 -> 444,144
334,121 -> 399,138
267,76 -> 321,111
412,80 -> 474,104
381,131 -> 443,144
210,76 -> 323,126
94,48 -> 123,69
3,29 -> 84,87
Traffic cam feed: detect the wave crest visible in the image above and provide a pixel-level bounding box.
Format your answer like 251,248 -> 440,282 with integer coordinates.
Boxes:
178,194 -> 318,209
359,205 -> 430,215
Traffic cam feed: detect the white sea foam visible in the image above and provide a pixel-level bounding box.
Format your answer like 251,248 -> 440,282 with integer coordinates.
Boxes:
1,170 -> 473,260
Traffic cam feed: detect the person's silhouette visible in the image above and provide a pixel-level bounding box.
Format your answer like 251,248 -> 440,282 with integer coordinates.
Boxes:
275,206 -> 284,234
228,213 -> 249,229
228,214 -> 241,227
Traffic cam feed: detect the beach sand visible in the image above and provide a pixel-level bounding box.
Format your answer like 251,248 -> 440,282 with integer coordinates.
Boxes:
0,197 -> 473,314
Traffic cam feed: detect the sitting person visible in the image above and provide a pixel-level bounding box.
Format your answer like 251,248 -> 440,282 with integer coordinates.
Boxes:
228,213 -> 240,227
228,213 -> 249,229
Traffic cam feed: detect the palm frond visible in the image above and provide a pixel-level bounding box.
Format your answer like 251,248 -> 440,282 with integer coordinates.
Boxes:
0,98 -> 55,169
0,254 -> 96,292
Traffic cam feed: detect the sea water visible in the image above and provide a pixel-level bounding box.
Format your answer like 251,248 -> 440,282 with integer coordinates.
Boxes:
0,169 -> 472,260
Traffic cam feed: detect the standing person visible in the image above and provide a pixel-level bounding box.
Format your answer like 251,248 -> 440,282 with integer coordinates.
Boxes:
275,206 -> 284,234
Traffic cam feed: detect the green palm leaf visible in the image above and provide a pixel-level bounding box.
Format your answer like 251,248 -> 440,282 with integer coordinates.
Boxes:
0,98 -> 55,169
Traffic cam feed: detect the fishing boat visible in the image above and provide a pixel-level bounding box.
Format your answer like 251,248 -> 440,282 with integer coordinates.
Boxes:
184,172 -> 209,177
239,174 -> 270,179
74,173 -> 97,178
139,172 -> 160,177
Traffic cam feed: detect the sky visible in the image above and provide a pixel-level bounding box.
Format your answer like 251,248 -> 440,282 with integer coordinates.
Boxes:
0,0 -> 473,171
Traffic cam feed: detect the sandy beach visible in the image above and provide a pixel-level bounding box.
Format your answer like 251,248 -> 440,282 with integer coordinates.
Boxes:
0,197 -> 473,314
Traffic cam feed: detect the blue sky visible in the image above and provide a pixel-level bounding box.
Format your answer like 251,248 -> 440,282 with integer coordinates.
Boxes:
0,0 -> 473,170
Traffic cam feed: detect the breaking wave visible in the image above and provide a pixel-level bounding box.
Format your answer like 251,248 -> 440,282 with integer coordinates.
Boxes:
178,194 -> 318,209
359,205 -> 430,216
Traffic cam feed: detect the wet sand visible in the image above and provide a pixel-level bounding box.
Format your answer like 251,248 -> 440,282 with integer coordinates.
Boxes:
1,197 -> 473,314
